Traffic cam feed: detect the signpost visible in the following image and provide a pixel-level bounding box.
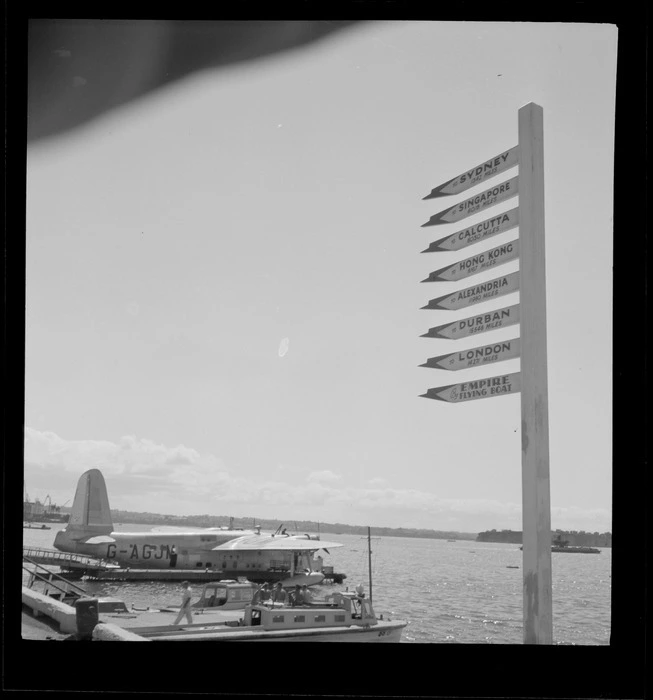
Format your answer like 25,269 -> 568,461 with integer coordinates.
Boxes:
422,146 -> 519,199
417,102 -> 552,644
517,103 -> 552,645
421,240 -> 518,282
420,271 -> 519,310
420,339 -> 520,371
421,176 -> 518,227
421,208 -> 519,253
419,372 -> 521,403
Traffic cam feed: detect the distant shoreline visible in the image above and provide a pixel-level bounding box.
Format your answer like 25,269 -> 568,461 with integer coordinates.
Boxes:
55,509 -> 609,546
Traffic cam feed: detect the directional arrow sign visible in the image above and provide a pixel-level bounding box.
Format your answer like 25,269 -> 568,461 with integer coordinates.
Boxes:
422,177 -> 518,227
421,304 -> 520,340
422,146 -> 519,200
420,338 -> 520,371
422,208 -> 519,253
421,272 -> 519,311
420,372 -> 521,403
422,240 -> 519,282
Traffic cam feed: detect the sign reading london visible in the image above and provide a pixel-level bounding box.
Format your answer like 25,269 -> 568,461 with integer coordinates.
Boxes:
422,146 -> 519,200
421,304 -> 520,340
422,240 -> 519,282
420,339 -> 520,371
421,272 -> 519,311
421,177 -> 518,227
422,208 -> 519,253
420,372 -> 521,403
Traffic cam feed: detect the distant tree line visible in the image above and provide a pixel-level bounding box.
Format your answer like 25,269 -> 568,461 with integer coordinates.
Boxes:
107,509 -> 477,541
476,529 -> 612,547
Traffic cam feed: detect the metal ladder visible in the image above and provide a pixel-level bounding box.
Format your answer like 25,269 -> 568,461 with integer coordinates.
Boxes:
23,556 -> 88,604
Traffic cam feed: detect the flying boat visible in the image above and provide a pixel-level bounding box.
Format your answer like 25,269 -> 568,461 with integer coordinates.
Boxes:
53,469 -> 342,585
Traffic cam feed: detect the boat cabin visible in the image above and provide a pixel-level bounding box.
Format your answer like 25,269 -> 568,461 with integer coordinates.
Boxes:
244,592 -> 378,630
192,580 -> 257,609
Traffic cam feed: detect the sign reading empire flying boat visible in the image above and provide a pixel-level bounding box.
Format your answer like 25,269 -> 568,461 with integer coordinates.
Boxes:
420,372 -> 521,403
421,271 -> 519,311
422,146 -> 519,199
421,176 -> 518,227
422,240 -> 519,282
422,208 -> 519,253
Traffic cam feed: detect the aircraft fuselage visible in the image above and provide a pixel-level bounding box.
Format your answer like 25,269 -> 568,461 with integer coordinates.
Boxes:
54,530 -> 313,575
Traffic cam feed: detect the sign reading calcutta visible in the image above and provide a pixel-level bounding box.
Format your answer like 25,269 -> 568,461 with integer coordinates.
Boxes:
420,338 -> 520,371
422,146 -> 519,200
422,240 -> 519,282
421,271 -> 519,311
421,304 -> 520,340
420,372 -> 521,403
421,208 -> 519,253
421,176 -> 518,227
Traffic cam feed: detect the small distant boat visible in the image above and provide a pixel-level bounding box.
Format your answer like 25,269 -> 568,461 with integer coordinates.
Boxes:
519,535 -> 601,554
23,522 -> 51,530
506,565 -> 519,569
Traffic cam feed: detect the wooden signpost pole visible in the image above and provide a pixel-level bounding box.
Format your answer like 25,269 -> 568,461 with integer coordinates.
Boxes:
518,102 -> 553,644
419,102 -> 553,643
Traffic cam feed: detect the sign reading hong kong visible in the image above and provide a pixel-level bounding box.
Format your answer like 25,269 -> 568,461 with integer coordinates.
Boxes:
421,208 -> 519,253
421,272 -> 519,311
420,305 -> 520,340
420,372 -> 521,403
421,177 -> 518,227
422,146 -> 519,200
422,240 -> 519,282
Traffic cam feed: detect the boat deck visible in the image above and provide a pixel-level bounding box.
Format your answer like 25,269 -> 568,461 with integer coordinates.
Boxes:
99,606 -> 244,630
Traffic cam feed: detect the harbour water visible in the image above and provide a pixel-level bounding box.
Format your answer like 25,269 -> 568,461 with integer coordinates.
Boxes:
23,524 -> 611,644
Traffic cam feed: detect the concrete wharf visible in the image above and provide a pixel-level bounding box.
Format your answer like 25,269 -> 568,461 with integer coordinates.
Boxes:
85,568 -> 242,582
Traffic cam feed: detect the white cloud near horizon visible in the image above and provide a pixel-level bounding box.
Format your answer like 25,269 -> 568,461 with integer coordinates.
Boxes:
23,427 -> 612,532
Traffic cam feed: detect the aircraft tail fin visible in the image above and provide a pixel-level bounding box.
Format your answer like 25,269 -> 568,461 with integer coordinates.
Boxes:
66,468 -> 114,535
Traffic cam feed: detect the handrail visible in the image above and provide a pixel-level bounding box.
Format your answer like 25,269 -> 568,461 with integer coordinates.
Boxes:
22,561 -> 87,598
22,546 -> 112,569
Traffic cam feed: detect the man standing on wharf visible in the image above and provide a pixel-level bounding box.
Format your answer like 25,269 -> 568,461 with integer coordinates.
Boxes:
173,581 -> 193,625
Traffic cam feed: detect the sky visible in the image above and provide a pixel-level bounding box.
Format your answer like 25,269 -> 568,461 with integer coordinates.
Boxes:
24,20 -> 617,533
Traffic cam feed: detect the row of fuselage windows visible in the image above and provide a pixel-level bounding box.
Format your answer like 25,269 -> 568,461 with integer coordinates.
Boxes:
194,562 -> 267,568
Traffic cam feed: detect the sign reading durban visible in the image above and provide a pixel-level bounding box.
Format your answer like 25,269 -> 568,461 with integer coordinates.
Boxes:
421,177 -> 518,227
422,240 -> 519,282
422,146 -> 519,200
420,372 -> 521,403
420,304 -> 520,340
421,208 -> 519,253
420,338 -> 520,371
421,271 -> 519,311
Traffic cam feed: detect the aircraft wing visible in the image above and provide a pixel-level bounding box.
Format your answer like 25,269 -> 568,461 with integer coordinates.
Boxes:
149,526 -> 215,533
211,534 -> 343,552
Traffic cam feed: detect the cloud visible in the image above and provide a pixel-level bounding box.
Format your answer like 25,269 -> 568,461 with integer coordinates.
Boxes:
307,470 -> 341,484
23,427 -> 611,531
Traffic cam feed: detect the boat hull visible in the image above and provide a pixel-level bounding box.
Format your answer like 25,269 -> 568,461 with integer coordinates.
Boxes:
133,620 -> 406,642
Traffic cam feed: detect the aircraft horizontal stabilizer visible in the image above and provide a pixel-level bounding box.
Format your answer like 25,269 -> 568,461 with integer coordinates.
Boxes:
81,535 -> 116,544
212,534 -> 343,552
